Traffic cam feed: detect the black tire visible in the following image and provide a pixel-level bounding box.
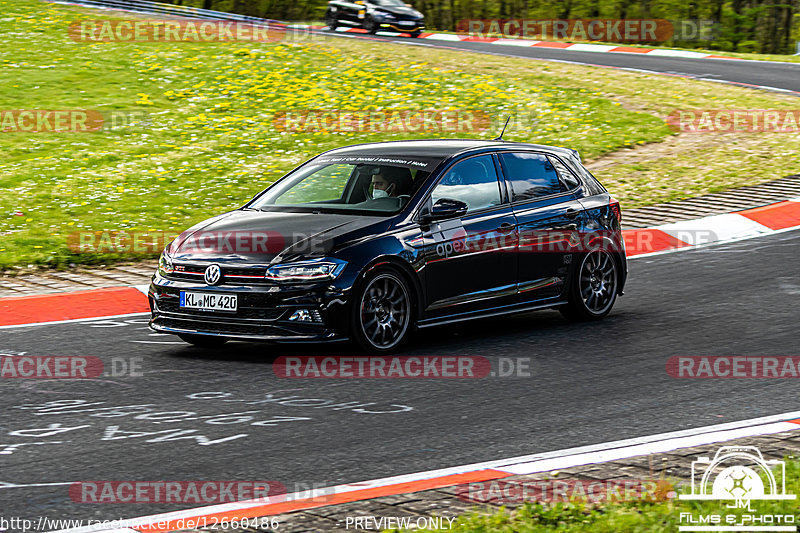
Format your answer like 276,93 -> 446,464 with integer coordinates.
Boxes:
178,333 -> 228,348
409,30 -> 421,38
363,15 -> 379,34
324,9 -> 338,30
351,268 -> 413,353
560,250 -> 619,321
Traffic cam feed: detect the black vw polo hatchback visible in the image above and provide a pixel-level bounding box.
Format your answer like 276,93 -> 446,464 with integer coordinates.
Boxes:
149,139 -> 627,352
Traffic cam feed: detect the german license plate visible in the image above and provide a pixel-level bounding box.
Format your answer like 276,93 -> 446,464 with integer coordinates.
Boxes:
180,292 -> 237,312
399,21 -> 414,26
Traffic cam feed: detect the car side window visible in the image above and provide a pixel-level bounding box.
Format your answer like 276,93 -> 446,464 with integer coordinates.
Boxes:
548,155 -> 581,190
499,152 -> 564,202
430,155 -> 502,213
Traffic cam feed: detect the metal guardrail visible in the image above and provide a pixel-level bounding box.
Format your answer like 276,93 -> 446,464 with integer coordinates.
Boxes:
50,0 -> 285,25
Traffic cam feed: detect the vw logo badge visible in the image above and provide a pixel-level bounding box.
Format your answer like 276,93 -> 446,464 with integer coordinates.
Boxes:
204,264 -> 222,285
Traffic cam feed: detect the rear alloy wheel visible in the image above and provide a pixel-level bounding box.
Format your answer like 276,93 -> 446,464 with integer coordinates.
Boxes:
324,9 -> 338,30
353,269 -> 412,353
560,250 -> 618,321
363,15 -> 379,34
178,333 -> 228,348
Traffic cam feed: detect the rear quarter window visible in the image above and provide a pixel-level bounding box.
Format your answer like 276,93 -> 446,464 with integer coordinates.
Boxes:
498,152 -> 564,202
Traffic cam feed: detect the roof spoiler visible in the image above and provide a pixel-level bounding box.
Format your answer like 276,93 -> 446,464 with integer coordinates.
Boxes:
568,148 -> 581,163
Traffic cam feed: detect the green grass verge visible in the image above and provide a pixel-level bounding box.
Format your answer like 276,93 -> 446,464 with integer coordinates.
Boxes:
1,0 -> 798,270
394,456 -> 800,532
0,0 -> 668,269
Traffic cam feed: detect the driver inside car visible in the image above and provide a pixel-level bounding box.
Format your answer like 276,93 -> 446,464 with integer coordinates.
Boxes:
371,166 -> 413,198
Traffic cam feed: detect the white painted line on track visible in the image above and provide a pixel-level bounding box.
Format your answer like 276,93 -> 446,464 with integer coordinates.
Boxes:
627,222 -> 800,259
423,33 -> 463,41
561,43 -> 616,52
491,38 -> 541,47
658,213 -> 773,245
497,420 -> 800,475
0,312 -> 150,330
646,49 -> 709,58
49,411 -> 800,533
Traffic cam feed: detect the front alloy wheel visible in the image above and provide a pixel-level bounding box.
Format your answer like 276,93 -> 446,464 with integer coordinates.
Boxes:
325,9 -> 338,30
353,270 -> 412,352
560,250 -> 618,321
363,15 -> 379,34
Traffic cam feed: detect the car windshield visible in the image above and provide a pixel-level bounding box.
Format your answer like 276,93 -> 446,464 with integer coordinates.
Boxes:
249,155 -> 439,215
374,0 -> 406,6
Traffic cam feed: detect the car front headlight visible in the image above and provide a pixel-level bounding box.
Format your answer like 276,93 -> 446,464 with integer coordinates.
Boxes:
265,259 -> 347,282
158,252 -> 174,277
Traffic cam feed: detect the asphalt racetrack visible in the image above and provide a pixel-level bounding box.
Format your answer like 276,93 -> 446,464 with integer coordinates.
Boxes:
1,229 -> 799,524
330,30 -> 800,94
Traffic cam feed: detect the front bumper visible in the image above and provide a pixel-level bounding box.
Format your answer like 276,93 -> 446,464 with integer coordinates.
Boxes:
148,274 -> 350,343
376,20 -> 424,32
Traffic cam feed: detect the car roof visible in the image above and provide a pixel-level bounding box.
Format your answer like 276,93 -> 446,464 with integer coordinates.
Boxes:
321,139 -> 581,161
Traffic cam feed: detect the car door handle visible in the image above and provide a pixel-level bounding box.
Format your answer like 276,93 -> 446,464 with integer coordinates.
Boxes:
497,222 -> 516,233
565,207 -> 580,219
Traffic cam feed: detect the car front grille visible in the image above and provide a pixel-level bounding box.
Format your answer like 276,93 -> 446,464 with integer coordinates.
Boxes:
168,264 -> 270,285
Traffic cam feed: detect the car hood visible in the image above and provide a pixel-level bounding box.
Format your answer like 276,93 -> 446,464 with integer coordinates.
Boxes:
169,209 -> 386,265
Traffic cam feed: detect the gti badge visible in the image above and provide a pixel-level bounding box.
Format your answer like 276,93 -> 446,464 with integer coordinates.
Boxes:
204,264 -> 222,285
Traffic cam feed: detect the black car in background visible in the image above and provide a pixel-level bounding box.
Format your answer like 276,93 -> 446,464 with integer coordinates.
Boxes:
149,139 -> 627,353
325,0 -> 425,36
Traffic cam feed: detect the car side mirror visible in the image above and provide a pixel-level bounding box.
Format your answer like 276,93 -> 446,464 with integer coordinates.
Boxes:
421,198 -> 468,223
